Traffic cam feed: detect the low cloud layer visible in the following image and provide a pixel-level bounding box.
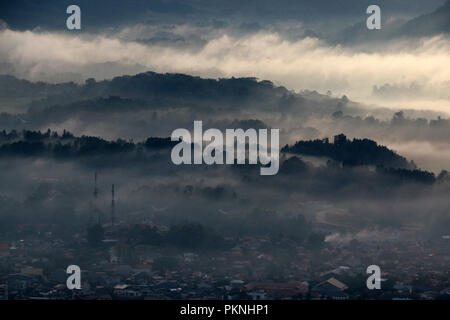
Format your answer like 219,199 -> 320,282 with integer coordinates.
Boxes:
1,28 -> 450,113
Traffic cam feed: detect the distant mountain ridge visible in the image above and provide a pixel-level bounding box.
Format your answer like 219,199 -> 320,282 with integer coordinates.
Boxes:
331,0 -> 450,44
396,0 -> 450,37
0,71 -> 349,116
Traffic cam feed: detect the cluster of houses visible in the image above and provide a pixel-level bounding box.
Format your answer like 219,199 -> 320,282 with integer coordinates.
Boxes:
0,224 -> 449,300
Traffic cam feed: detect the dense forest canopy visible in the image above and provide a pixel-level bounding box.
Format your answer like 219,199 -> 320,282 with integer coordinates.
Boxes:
282,134 -> 414,169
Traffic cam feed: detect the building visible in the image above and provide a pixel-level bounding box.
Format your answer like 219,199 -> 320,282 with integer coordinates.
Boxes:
311,277 -> 349,300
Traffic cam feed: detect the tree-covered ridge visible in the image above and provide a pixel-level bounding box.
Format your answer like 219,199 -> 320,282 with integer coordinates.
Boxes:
380,167 -> 436,184
0,129 -> 177,157
282,134 -> 415,169
0,71 -> 343,116
0,129 -> 440,184
0,130 -> 419,172
0,72 -> 289,105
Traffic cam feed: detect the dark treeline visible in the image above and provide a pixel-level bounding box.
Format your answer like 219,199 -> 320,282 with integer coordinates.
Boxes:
333,110 -> 450,129
0,129 -> 441,185
380,167 -> 436,184
325,110 -> 450,145
0,129 -> 177,158
282,133 -> 415,169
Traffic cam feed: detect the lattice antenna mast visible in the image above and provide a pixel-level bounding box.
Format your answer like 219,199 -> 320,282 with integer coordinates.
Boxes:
94,172 -> 100,224
111,184 -> 115,226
